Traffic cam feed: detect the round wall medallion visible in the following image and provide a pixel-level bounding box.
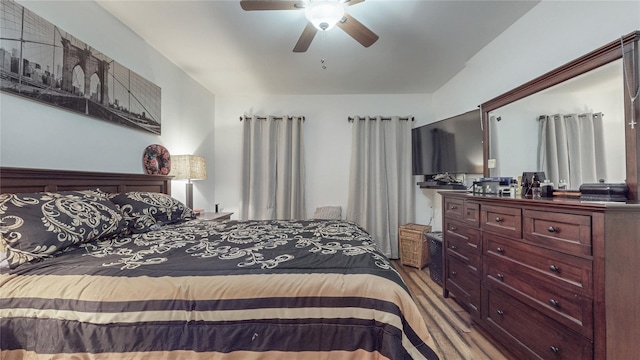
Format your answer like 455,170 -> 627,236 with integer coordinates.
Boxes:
143,144 -> 171,175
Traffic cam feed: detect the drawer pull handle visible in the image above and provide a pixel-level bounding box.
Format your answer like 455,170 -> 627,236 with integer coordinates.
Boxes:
550,346 -> 560,354
450,245 -> 457,250
451,271 -> 457,276
496,309 -> 504,316
547,226 -> 557,232
495,217 -> 503,223
496,247 -> 505,253
549,265 -> 560,272
496,273 -> 504,281
549,299 -> 559,307
450,205 -> 458,210
449,227 -> 457,231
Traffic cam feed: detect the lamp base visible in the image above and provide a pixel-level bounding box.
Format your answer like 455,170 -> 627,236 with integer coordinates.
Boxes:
185,182 -> 194,210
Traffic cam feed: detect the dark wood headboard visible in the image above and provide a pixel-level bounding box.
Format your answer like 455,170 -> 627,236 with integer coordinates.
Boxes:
0,167 -> 172,195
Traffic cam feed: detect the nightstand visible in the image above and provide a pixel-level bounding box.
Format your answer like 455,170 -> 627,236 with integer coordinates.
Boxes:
197,212 -> 233,221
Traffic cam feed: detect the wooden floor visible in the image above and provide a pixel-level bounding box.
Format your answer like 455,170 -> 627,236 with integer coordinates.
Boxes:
393,260 -> 515,360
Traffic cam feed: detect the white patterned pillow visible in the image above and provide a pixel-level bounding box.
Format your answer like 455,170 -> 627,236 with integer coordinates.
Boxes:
109,192 -> 195,233
0,190 -> 127,269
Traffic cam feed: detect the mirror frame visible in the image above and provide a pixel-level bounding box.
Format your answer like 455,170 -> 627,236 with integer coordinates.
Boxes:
480,30 -> 640,201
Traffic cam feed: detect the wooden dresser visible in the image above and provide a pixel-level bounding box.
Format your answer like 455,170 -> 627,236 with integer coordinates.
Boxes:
441,192 -> 640,360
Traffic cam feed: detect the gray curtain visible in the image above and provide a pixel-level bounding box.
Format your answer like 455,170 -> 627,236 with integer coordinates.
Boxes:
346,116 -> 415,259
240,116 -> 306,220
538,112 -> 605,188
488,115 -> 500,176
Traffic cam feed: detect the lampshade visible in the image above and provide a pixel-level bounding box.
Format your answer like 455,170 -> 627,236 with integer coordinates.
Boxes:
170,155 -> 207,181
305,0 -> 344,31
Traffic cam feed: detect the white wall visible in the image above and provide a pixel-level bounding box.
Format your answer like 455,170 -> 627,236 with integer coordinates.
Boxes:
0,1 -> 217,211
433,1 -> 639,119
214,94 -> 434,219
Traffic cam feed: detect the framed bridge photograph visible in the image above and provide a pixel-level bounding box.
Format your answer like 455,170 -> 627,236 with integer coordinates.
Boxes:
0,0 -> 162,135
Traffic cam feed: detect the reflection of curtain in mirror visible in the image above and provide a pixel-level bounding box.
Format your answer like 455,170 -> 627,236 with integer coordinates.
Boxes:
431,129 -> 456,173
489,115 -> 500,177
538,112 -> 605,188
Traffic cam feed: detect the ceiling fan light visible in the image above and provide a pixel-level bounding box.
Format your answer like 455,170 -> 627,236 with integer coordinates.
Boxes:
305,1 -> 344,31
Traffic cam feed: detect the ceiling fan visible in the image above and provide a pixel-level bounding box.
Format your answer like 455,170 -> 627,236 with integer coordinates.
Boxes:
240,0 -> 379,52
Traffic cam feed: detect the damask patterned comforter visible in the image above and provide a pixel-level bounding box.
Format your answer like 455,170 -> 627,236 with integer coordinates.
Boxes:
0,219 -> 439,359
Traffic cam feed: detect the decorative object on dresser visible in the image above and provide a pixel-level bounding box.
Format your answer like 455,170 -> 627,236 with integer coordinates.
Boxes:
169,155 -> 207,209
578,180 -> 629,202
399,223 -> 432,269
441,192 -> 640,360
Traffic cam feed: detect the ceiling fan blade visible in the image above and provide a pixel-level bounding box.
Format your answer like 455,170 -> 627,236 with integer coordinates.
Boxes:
337,13 -> 378,48
240,1 -> 305,11
293,22 -> 317,52
343,0 -> 365,6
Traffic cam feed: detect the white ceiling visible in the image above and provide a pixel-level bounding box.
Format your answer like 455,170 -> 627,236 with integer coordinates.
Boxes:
97,0 -> 540,96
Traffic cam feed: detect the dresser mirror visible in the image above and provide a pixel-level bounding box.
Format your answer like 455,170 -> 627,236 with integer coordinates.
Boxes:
487,59 -> 625,189
481,31 -> 640,200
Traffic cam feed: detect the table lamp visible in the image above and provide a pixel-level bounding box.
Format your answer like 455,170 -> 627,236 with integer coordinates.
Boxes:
170,155 -> 207,209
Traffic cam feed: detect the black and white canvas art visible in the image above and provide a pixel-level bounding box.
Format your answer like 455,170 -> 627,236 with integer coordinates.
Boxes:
0,0 -> 162,135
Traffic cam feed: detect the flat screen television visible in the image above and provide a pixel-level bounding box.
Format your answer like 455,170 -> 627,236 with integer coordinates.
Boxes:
412,109 -> 483,176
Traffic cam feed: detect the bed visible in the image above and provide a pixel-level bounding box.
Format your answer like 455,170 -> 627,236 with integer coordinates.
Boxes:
0,167 -> 439,359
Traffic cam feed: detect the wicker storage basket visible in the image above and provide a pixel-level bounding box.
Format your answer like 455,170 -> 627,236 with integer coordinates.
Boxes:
399,223 -> 432,268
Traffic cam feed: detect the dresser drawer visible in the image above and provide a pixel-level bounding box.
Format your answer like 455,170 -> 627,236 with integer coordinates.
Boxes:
484,233 -> 593,296
481,205 -> 522,238
444,197 -> 465,220
486,287 -> 593,360
445,219 -> 480,246
445,219 -> 481,272
524,210 -> 592,256
464,201 -> 480,227
446,255 -> 481,317
485,256 -> 593,338
447,236 -> 481,272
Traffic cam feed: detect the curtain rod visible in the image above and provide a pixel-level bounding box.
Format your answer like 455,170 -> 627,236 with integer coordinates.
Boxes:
537,112 -> 604,121
239,116 -> 305,121
348,116 -> 414,122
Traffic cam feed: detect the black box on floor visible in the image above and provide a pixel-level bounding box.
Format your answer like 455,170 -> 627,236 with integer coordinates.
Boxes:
425,232 -> 443,287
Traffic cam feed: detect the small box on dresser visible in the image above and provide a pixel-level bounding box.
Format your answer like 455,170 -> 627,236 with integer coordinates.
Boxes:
399,223 -> 432,269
